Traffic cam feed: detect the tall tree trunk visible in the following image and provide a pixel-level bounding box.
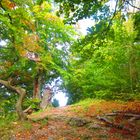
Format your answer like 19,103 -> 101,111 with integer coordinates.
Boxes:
33,74 -> 42,99
33,68 -> 42,100
0,79 -> 26,120
33,75 -> 41,99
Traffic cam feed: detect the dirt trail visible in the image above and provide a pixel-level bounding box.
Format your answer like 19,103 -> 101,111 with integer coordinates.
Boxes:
14,101 -> 140,140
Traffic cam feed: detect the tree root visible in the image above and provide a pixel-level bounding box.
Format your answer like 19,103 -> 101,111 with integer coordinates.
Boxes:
105,112 -> 140,122
96,111 -> 140,132
96,115 -> 133,132
106,112 -> 140,118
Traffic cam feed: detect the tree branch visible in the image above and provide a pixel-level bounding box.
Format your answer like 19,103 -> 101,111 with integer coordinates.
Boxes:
126,0 -> 140,10
107,0 -> 120,29
0,79 -> 25,94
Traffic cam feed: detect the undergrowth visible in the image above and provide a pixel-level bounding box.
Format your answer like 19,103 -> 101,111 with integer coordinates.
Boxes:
0,113 -> 17,140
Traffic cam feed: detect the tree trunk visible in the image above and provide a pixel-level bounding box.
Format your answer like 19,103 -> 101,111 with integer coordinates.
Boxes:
33,71 -> 41,100
16,88 -> 26,120
0,79 -> 26,120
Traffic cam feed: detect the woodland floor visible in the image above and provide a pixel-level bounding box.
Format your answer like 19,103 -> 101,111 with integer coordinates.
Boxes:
2,100 -> 140,140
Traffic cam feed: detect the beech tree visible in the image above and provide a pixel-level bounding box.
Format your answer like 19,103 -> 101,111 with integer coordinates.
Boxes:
0,0 -> 74,120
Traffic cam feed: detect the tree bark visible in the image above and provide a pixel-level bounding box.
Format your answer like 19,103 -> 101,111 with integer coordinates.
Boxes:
33,70 -> 42,100
0,79 -> 26,120
16,88 -> 26,120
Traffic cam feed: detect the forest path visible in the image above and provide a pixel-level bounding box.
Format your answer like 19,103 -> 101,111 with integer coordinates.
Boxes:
14,100 -> 140,140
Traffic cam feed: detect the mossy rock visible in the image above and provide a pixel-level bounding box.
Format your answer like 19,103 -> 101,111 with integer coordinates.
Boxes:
68,117 -> 90,127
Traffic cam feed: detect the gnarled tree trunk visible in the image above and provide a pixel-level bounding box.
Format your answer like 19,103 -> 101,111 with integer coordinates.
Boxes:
15,88 -> 26,120
0,79 -> 26,120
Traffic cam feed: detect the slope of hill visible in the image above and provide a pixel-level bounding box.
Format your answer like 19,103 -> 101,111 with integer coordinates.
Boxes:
1,99 -> 140,140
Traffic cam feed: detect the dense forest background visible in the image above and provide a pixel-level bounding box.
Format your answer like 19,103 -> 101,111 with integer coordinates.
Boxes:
0,0 -> 140,121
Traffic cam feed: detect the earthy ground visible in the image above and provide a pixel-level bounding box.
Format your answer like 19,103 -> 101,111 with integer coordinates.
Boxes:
4,100 -> 140,140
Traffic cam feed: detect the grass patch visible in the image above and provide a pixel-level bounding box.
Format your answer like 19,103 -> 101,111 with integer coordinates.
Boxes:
31,105 -> 54,115
72,98 -> 105,109
73,98 -> 96,106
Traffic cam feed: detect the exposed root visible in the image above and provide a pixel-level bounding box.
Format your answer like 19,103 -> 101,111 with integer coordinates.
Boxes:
106,112 -> 140,118
96,115 -> 133,132
96,111 -> 140,132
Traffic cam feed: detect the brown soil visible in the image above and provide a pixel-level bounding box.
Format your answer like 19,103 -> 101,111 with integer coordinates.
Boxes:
13,100 -> 140,140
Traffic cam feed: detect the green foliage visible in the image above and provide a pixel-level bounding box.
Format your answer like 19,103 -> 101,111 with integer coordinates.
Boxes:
64,13 -> 140,104
23,98 -> 41,110
0,0 -> 75,117
94,90 -> 113,100
0,113 -> 17,139
55,1 -> 140,104
0,0 -> 140,120
133,12 -> 140,41
0,113 -> 17,127
0,93 -> 17,117
55,0 -> 134,25
55,0 -> 109,23
94,90 -> 140,101
72,98 -> 96,107
0,0 -> 75,82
